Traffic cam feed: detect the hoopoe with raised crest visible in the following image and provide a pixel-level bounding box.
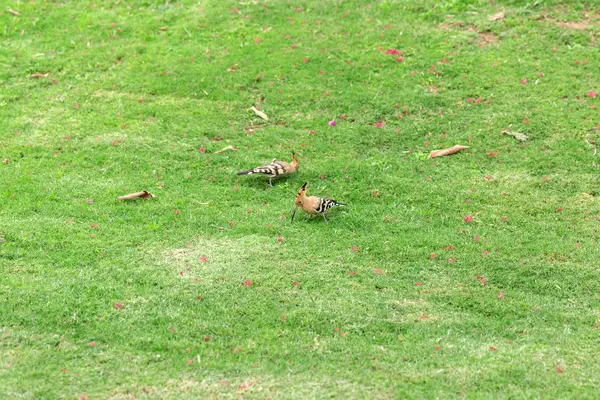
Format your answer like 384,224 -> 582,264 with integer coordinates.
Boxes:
291,182 -> 346,224
237,153 -> 299,187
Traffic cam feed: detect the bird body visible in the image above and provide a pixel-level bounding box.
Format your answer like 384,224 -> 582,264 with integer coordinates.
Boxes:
291,182 -> 346,223
237,153 -> 299,187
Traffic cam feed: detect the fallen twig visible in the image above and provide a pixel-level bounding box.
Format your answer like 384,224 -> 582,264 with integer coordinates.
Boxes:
214,145 -> 238,154
117,191 -> 155,200
428,145 -> 469,158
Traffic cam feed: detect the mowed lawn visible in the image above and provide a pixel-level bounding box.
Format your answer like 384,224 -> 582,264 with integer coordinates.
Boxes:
1,0 -> 600,398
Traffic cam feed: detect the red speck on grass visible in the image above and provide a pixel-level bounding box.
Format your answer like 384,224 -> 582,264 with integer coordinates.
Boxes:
448,257 -> 456,263
80,396 -> 89,400
352,245 -> 359,252
243,280 -> 252,287
474,235 -> 480,243
139,97 -> 144,103
86,199 -> 94,204
374,121 -> 385,128
199,146 -> 206,153
88,341 -> 97,347
114,303 -> 123,309
498,292 -> 504,300
555,365 -> 563,373
293,281 -> 300,286
430,253 -> 437,260
489,346 -> 497,351
186,359 -> 194,365
62,369 -> 69,373
203,336 -> 210,341
434,346 -> 441,351
277,236 -> 284,242
384,49 -> 403,55
416,282 -> 422,286
588,91 -> 598,98
464,215 -> 473,223
200,256 -> 208,263
173,209 -> 180,215
374,268 -> 383,275
348,271 -> 356,275
281,315 -> 287,322
521,78 -> 527,85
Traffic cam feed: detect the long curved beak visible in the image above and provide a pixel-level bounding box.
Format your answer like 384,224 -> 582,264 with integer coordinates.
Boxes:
291,207 -> 297,223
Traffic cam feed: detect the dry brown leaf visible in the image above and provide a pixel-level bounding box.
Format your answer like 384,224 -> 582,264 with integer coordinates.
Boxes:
250,106 -> 269,121
159,26 -> 168,31
489,10 -> 505,21
428,145 -> 469,158
117,191 -> 155,200
7,9 -> 20,16
29,73 -> 50,78
214,145 -> 238,154
503,130 -> 528,142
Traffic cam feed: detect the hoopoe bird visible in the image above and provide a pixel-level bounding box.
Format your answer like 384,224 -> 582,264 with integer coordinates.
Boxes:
237,153 -> 299,187
291,182 -> 346,224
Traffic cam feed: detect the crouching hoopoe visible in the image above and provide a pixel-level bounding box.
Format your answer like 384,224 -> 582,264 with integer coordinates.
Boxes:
237,153 -> 299,187
291,182 -> 346,224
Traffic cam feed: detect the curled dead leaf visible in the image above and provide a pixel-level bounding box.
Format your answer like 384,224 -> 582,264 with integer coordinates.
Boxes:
117,191 -> 154,200
159,26 -> 168,31
250,106 -> 269,121
489,10 -> 505,21
503,130 -> 528,142
29,73 -> 50,78
428,145 -> 469,158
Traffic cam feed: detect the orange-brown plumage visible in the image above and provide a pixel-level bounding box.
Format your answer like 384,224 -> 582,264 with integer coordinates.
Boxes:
291,182 -> 346,223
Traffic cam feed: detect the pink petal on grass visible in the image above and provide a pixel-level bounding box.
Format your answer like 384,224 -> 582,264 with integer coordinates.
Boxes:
328,120 -> 336,126
114,303 -> 123,309
352,245 -> 359,252
384,49 -> 403,55
464,215 -> 473,223
498,291 -> 504,300
588,91 -> 598,98
243,280 -> 252,287
555,365 -> 563,373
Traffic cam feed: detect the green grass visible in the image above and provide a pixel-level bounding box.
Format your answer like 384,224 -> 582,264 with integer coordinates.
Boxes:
2,0 -> 600,398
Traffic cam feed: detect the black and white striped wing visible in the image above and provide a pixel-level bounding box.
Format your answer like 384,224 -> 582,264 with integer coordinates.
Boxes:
316,198 -> 346,214
252,162 -> 285,177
